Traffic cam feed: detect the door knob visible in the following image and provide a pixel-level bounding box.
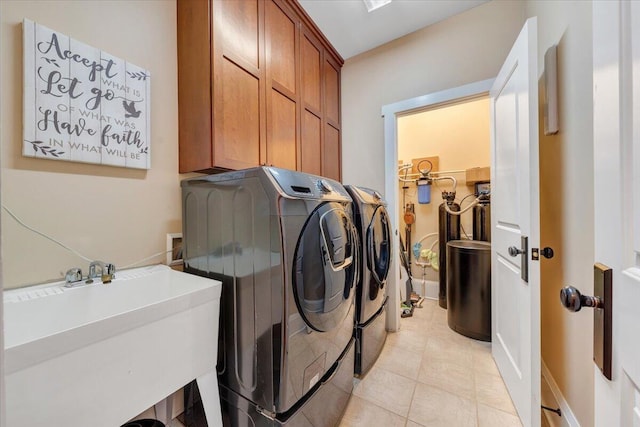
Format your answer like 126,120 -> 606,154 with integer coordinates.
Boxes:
560,285 -> 604,312
508,246 -> 524,257
561,266 -> 612,381
541,247 -> 554,259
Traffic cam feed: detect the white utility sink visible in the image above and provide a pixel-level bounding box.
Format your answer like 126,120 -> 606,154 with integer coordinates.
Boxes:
4,264 -> 222,427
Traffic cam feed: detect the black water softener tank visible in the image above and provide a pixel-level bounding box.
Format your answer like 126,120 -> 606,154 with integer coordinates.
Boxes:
446,240 -> 492,341
472,198 -> 491,242
438,192 -> 460,309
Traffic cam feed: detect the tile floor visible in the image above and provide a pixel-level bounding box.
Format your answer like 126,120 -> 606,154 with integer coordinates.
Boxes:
339,298 -> 523,427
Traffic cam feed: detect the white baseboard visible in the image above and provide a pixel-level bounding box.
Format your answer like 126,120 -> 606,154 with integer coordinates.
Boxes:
410,278 -> 438,300
541,359 -> 580,427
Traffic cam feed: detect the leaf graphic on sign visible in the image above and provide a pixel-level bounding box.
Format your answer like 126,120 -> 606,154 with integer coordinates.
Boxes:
41,57 -> 60,68
126,71 -> 149,81
25,140 -> 65,157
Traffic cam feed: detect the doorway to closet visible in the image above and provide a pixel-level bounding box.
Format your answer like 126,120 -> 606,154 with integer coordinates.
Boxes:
382,79 -> 493,332
381,76 -> 548,427
396,96 -> 490,304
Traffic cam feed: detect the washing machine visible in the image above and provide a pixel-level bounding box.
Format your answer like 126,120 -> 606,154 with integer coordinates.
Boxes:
344,186 -> 391,377
182,167 -> 358,426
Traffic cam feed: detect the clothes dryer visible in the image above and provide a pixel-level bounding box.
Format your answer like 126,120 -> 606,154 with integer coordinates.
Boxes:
344,186 -> 391,377
182,167 -> 358,426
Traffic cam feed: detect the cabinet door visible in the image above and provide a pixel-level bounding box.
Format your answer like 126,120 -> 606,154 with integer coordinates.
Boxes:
177,0 -> 212,173
301,109 -> 322,175
324,57 -> 340,127
300,31 -> 323,176
323,122 -> 341,182
322,57 -> 341,181
213,0 -> 265,170
265,0 -> 297,170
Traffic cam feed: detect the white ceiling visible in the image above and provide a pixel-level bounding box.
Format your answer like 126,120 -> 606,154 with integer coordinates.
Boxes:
298,0 -> 490,60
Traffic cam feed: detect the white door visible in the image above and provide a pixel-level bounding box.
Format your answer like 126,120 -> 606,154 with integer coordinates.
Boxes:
593,1 -> 640,425
490,18 -> 540,427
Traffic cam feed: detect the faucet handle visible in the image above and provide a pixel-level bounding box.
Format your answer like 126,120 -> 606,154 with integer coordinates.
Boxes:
106,263 -> 116,276
65,268 -> 83,287
103,263 -> 116,283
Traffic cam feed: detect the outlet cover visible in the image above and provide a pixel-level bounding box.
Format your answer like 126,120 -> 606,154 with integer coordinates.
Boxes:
166,233 -> 183,266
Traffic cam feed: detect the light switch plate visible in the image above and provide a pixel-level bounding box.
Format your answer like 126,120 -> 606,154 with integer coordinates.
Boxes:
544,44 -> 559,135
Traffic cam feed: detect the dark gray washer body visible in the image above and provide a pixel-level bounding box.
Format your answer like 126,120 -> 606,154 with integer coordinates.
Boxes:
182,167 -> 357,425
344,185 -> 391,377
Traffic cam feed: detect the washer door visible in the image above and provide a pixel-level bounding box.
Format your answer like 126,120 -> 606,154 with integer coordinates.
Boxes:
366,205 -> 391,300
293,202 -> 357,332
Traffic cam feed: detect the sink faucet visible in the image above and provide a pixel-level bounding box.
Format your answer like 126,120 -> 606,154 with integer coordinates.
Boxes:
64,262 -> 116,287
88,261 -> 105,279
88,261 -> 116,284
64,268 -> 83,287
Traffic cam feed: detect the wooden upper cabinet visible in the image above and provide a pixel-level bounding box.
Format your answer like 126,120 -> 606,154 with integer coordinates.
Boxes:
177,0 -> 343,178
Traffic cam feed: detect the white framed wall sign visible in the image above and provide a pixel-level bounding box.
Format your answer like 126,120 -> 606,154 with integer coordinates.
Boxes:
22,19 -> 151,169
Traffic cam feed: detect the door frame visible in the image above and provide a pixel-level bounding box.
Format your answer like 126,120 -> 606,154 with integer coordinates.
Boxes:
381,78 -> 494,331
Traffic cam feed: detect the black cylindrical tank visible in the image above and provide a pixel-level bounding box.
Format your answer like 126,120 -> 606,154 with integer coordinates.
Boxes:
446,240 -> 492,341
472,202 -> 491,242
438,201 -> 460,308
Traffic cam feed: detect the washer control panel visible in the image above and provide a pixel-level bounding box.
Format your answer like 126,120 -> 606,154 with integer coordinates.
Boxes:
317,179 -> 333,194
266,167 -> 350,200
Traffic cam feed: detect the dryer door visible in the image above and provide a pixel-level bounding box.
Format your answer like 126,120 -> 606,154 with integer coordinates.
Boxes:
366,205 -> 391,301
293,202 -> 357,332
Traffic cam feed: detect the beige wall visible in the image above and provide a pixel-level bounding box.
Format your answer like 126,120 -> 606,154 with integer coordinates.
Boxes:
341,0 -> 525,193
398,98 -> 490,281
525,2 -> 595,426
1,0 -> 181,288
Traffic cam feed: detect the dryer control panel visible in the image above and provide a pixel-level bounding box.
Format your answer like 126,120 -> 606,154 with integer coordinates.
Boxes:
346,185 -> 388,207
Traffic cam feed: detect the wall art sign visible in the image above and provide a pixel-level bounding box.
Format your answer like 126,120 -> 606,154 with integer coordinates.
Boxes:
22,19 -> 151,169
